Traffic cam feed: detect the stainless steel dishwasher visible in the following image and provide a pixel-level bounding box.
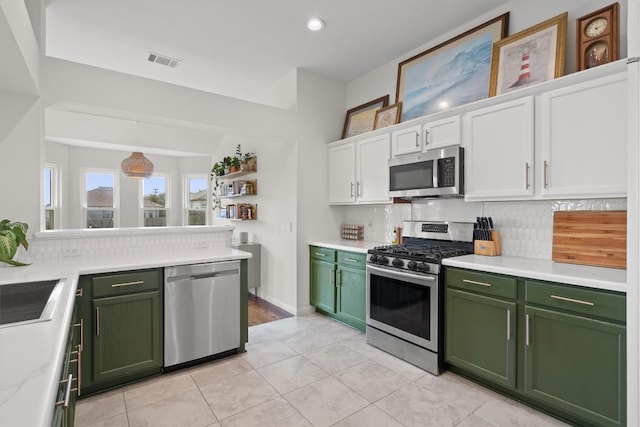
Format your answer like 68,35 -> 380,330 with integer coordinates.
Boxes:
164,260 -> 240,368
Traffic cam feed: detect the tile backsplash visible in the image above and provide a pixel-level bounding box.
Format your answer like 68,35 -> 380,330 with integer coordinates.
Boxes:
346,198 -> 627,260
21,227 -> 233,263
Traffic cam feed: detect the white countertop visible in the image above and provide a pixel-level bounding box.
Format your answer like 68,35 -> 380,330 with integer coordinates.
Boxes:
443,255 -> 627,293
0,247 -> 251,427
308,239 -> 383,254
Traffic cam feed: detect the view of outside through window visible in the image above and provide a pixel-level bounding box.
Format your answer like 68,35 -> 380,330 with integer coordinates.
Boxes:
44,167 -> 54,230
86,172 -> 115,228
143,176 -> 167,227
188,177 -> 207,225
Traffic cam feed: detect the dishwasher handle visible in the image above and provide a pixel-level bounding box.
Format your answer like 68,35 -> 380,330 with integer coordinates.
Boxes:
166,268 -> 239,283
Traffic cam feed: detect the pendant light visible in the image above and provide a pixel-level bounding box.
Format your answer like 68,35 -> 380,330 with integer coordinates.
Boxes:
121,121 -> 154,178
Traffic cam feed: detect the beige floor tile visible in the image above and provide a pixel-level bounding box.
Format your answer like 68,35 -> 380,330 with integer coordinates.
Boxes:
457,413 -> 499,427
127,388 -> 216,427
473,398 -> 570,426
375,381 -> 476,427
219,396 -> 312,427
199,370 -> 279,420
332,404 -> 404,427
123,372 -> 197,411
257,355 -> 329,394
241,340 -> 298,369
370,350 -> 428,381
304,343 -> 369,374
78,412 -> 129,427
340,335 -> 389,359
75,388 -> 126,426
334,361 -> 411,402
283,324 -> 356,354
284,376 -> 369,427
415,371 -> 492,413
189,356 -> 253,387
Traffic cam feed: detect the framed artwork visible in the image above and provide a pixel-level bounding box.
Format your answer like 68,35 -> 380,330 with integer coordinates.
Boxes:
489,12 -> 568,96
342,95 -> 389,139
396,13 -> 509,122
374,102 -> 402,130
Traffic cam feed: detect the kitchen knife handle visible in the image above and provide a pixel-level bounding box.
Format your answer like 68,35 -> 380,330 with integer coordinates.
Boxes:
543,161 -> 549,188
506,310 -> 511,341
525,314 -> 530,346
525,162 -> 530,189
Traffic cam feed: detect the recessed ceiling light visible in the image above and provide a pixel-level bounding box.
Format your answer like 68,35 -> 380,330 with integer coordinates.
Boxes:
307,18 -> 325,31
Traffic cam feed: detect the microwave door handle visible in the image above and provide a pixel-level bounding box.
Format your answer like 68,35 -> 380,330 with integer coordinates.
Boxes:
432,160 -> 439,189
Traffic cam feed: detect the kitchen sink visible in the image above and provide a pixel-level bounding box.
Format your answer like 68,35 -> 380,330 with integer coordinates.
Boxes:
0,279 -> 65,327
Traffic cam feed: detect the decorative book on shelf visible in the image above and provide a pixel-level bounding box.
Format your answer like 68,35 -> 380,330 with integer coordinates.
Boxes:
221,203 -> 257,220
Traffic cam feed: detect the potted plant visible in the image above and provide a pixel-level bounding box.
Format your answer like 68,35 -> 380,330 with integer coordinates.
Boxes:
0,219 -> 30,266
211,162 -> 225,210
222,156 -> 232,174
229,156 -> 241,173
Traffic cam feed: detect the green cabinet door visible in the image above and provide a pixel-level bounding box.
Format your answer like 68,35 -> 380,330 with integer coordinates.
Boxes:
93,291 -> 162,383
336,265 -> 366,331
445,288 -> 517,389
524,306 -> 626,427
310,258 -> 336,313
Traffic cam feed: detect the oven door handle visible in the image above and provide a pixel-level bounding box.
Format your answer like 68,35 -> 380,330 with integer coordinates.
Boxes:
367,264 -> 436,283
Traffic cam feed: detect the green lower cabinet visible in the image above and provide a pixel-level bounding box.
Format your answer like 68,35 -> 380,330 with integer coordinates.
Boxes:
336,265 -> 366,330
445,288 -> 517,389
310,258 -> 336,313
524,306 -> 626,427
93,291 -> 162,383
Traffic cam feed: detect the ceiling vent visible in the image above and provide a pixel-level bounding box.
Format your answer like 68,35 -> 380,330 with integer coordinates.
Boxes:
147,52 -> 180,68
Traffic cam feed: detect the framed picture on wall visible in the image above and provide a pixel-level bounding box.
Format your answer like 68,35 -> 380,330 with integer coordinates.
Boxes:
489,12 -> 568,96
342,95 -> 389,139
396,13 -> 509,122
373,102 -> 402,130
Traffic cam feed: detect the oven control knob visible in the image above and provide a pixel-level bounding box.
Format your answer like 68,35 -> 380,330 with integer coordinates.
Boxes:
407,260 -> 418,271
377,256 -> 388,265
369,254 -> 378,263
392,258 -> 404,268
417,262 -> 430,273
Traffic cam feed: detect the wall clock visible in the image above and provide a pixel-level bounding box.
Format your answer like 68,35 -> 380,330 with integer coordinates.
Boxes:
576,3 -> 619,71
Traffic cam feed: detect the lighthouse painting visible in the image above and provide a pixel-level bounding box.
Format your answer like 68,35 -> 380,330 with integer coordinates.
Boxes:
489,13 -> 567,96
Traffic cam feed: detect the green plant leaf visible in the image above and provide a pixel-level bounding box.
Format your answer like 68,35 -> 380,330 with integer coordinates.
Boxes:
0,232 -> 17,260
0,256 -> 29,266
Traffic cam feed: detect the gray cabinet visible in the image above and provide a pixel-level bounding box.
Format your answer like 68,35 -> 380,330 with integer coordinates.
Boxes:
232,241 -> 261,294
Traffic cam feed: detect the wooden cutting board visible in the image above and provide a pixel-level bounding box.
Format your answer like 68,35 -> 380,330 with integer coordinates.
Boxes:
552,211 -> 627,269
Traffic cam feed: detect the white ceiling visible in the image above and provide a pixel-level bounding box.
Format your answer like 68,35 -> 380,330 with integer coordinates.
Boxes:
45,0 -> 510,105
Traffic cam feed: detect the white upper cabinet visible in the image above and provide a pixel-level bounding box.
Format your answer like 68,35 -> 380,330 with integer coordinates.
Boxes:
391,125 -> 422,156
464,96 -> 535,200
328,134 -> 391,205
539,72 -> 627,198
423,115 -> 461,150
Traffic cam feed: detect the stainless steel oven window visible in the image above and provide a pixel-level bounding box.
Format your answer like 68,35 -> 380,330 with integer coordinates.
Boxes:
366,265 -> 439,352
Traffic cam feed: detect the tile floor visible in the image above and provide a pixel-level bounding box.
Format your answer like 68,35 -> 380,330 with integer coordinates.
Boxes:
75,313 -> 569,427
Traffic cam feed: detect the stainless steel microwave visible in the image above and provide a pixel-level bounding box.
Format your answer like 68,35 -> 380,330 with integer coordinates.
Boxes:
389,146 -> 464,198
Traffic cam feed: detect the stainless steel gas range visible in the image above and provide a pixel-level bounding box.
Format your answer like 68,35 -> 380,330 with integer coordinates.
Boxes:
366,220 -> 474,375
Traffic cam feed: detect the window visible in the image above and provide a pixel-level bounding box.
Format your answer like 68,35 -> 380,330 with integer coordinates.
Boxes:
185,176 -> 208,225
44,164 -> 59,230
142,175 -> 168,227
84,170 -> 118,228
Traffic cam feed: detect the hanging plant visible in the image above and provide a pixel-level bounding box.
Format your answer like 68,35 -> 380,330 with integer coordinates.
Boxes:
210,163 -> 225,210
0,219 -> 30,266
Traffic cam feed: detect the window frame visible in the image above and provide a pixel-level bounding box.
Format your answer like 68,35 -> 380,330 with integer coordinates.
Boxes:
184,174 -> 209,226
83,168 -> 119,229
44,163 -> 60,230
140,173 -> 170,227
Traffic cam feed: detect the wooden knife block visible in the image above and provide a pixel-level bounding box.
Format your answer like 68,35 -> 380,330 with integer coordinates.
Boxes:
474,231 -> 502,256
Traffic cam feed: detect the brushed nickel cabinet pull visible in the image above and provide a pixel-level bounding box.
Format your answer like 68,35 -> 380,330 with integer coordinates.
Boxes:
314,252 -> 326,257
96,307 -> 100,336
550,294 -> 595,306
506,310 -> 511,341
344,258 -> 359,263
111,280 -> 144,288
55,374 -> 73,407
77,346 -> 82,396
75,319 -> 84,352
336,270 -> 342,286
525,162 -> 530,189
330,268 -> 335,286
350,182 -> 354,198
76,288 -> 83,297
356,181 -> 361,197
417,131 -> 422,147
525,314 -> 530,346
462,279 -> 492,287
543,161 -> 549,188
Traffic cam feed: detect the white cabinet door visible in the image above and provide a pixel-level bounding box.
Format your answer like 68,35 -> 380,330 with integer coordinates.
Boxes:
328,142 -> 356,204
540,72 -> 627,198
391,125 -> 422,156
424,115 -> 461,150
465,96 -> 534,200
356,134 -> 391,203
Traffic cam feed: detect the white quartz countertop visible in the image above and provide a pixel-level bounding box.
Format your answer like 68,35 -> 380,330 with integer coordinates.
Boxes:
0,247 -> 251,427
308,240 -> 383,254
443,255 -> 627,293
